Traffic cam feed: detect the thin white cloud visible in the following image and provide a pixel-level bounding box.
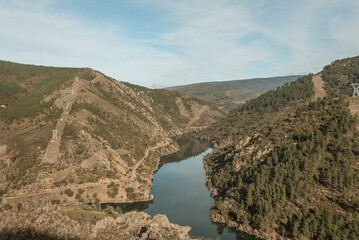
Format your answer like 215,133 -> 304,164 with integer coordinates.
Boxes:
251,0 -> 359,73
0,0 -> 359,87
0,0 -> 179,86
140,0 -> 276,84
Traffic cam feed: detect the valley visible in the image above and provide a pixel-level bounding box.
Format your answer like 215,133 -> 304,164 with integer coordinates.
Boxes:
1,56 -> 359,240
0,61 -> 223,239
1,1 -> 359,239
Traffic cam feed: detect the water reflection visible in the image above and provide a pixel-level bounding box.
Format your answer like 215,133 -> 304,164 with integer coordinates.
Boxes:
158,134 -> 210,169
100,200 -> 152,213
145,135 -> 258,240
103,135 -> 257,239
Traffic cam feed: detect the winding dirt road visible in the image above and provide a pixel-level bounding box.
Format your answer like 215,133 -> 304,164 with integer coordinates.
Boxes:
4,140 -> 170,202
131,140 -> 170,179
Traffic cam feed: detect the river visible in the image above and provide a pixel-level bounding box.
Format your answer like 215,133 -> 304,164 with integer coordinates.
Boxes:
143,136 -> 257,240
104,136 -> 258,239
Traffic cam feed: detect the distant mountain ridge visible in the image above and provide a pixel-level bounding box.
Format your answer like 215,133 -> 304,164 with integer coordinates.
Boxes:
166,75 -> 302,107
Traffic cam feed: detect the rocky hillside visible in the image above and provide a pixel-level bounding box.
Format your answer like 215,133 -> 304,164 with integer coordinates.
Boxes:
201,56 -> 359,239
0,205 -> 200,240
166,75 -> 301,107
0,60 -> 223,209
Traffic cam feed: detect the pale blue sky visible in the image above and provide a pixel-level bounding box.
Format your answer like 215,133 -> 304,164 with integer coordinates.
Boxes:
1,0 -> 359,88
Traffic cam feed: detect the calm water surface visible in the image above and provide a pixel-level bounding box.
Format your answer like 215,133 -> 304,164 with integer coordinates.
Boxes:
144,138 -> 257,240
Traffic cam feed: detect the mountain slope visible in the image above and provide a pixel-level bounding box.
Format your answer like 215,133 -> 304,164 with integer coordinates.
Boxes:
201,56 -> 359,239
0,60 -> 223,207
166,75 -> 301,107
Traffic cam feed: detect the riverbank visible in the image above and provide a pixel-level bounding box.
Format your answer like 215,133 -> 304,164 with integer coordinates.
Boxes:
203,150 -> 283,240
143,135 -> 258,240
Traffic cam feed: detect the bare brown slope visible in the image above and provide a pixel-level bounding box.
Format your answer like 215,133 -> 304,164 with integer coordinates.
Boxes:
0,62 -> 223,207
312,73 -> 326,99
42,77 -> 81,164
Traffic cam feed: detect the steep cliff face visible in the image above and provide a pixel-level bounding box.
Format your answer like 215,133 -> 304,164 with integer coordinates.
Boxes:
0,60 -> 223,206
202,56 -> 359,239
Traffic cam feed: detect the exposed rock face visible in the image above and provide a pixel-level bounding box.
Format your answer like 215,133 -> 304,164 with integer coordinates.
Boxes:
0,208 -> 200,240
95,212 -> 193,240
0,145 -> 6,156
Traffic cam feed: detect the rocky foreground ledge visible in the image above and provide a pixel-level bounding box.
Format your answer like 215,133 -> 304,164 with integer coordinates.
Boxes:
0,207 -> 203,240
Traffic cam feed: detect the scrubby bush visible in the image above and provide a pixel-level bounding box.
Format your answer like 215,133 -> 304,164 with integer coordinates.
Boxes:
64,188 -> 74,197
107,182 -> 119,198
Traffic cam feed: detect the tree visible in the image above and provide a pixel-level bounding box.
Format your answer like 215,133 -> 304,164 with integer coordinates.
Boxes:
64,188 -> 74,197
16,202 -> 22,211
246,184 -> 254,206
115,206 -> 123,214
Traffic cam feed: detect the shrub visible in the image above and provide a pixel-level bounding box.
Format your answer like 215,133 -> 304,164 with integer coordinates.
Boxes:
107,182 -> 119,198
4,204 -> 12,210
16,203 -> 22,211
51,199 -> 60,205
64,188 -> 74,197
115,206 -> 123,214
78,188 -> 85,195
75,193 -> 84,202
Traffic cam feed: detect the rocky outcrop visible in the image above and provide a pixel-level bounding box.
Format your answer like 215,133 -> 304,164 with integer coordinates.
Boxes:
94,212 -> 193,240
0,208 -> 200,240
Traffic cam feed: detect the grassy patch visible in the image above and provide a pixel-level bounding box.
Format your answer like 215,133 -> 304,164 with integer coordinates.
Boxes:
59,210 -> 106,222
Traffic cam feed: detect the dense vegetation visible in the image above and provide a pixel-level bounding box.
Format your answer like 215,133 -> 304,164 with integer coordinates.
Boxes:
204,74 -> 314,145
0,76 -> 24,105
205,57 -> 358,143
0,60 -> 79,122
207,98 -> 359,239
322,56 -> 359,96
238,75 -> 314,113
203,56 -> 359,239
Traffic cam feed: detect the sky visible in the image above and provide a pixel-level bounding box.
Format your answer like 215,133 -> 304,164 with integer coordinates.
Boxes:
1,0 -> 359,88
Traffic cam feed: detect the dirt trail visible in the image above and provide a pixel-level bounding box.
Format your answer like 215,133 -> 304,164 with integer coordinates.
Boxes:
131,141 -> 170,179
185,106 -> 207,128
43,77 -> 80,163
4,184 -> 93,200
4,140 -> 170,202
349,97 -> 359,115
312,74 -> 326,99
